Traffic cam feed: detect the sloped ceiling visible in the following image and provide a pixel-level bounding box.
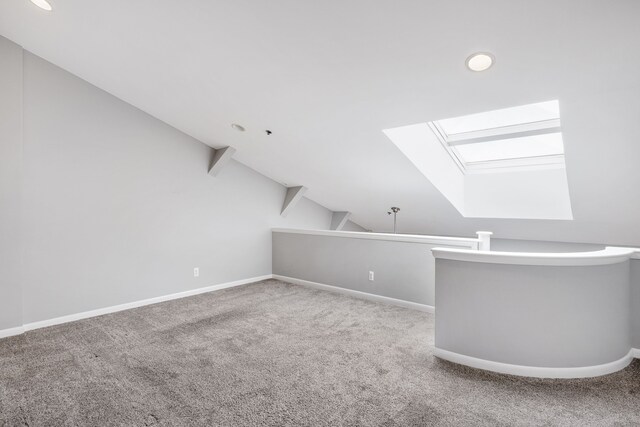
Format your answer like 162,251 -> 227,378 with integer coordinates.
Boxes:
2,0 -> 640,245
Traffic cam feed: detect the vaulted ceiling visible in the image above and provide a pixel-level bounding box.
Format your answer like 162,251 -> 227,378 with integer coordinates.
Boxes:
2,0 -> 640,245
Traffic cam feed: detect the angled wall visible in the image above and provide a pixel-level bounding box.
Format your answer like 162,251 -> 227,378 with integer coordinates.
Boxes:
0,40 -> 332,331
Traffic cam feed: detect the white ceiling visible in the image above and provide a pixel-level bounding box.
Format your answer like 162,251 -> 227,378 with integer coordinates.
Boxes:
2,0 -> 640,245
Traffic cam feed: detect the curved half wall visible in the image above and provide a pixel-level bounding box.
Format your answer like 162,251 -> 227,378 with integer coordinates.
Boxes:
432,247 -> 640,378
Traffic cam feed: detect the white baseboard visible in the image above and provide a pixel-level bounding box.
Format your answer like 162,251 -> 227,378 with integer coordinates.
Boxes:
3,272 -> 639,377
0,325 -> 26,339
0,275 -> 271,338
272,274 -> 434,313
435,347 -> 636,379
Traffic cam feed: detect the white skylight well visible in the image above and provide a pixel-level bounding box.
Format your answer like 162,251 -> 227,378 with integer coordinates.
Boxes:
429,100 -> 565,172
383,99 -> 573,220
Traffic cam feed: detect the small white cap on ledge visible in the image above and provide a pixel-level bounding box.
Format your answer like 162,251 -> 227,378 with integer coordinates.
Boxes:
476,231 -> 493,251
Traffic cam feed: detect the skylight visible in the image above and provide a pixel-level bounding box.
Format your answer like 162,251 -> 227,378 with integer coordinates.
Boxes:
429,100 -> 565,172
383,100 -> 573,220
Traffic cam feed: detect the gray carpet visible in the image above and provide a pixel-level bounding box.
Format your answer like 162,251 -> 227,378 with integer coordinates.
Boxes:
1,279 -> 639,426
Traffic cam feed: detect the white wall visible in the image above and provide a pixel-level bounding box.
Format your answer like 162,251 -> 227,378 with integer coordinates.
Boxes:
0,42 -> 332,330
0,37 -> 23,331
273,230 -> 477,307
384,123 -> 465,214
464,167 -> 573,220
435,259 -> 631,369
341,220 -> 367,232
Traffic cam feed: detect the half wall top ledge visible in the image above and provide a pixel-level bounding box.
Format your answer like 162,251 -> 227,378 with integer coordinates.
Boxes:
383,101 -> 573,220
432,246 -> 639,267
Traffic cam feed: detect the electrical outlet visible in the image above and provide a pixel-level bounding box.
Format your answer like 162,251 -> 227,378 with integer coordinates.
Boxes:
368,271 -> 374,281
194,267 -> 199,277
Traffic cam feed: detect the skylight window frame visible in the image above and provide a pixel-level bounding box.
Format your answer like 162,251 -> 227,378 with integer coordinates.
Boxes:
457,153 -> 566,173
442,118 -> 561,145
428,116 -> 565,174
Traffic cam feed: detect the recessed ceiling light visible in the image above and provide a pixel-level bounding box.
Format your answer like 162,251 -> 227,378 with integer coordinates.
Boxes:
29,0 -> 52,11
466,53 -> 494,72
231,123 -> 245,132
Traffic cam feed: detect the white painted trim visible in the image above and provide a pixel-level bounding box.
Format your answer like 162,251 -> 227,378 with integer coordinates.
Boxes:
0,326 -> 25,339
432,246 -> 637,266
272,228 -> 479,248
476,231 -> 492,251
0,275 -> 271,338
444,119 -> 562,146
281,186 -> 307,217
434,347 -> 635,379
428,119 -> 566,174
208,146 -> 236,177
330,211 -> 351,231
273,274 -> 434,313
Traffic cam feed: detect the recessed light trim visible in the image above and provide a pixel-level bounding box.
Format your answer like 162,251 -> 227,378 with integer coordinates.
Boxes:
231,123 -> 245,132
466,52 -> 494,72
29,0 -> 52,11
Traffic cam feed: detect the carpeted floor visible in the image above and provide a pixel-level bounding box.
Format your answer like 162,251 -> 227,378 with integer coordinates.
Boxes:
1,279 -> 639,426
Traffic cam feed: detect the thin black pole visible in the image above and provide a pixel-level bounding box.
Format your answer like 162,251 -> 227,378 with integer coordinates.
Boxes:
389,207 -> 400,234
393,212 -> 397,234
